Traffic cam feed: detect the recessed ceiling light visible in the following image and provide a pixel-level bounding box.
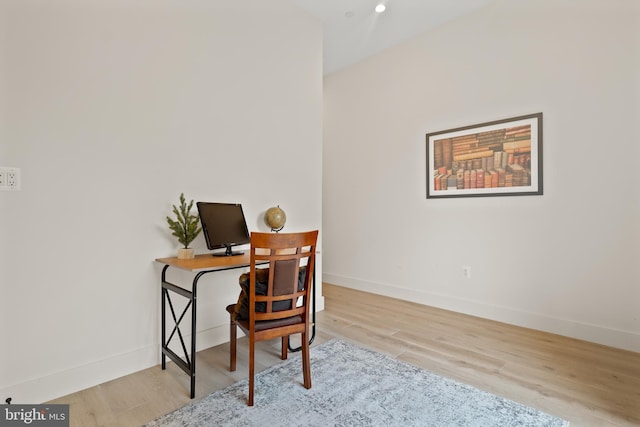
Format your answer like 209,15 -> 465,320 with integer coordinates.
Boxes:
375,4 -> 386,13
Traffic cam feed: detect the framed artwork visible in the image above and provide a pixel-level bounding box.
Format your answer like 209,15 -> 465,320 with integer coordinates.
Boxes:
426,113 -> 543,199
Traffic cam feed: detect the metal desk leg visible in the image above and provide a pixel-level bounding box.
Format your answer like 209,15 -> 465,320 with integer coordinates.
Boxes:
161,268 -> 204,399
189,272 -> 203,399
161,265 -> 168,370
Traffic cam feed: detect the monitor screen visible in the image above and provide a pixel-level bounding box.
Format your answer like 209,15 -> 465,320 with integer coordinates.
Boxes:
196,202 -> 250,256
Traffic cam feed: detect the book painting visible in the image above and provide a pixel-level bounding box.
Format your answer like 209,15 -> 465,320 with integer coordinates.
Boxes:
426,113 -> 543,199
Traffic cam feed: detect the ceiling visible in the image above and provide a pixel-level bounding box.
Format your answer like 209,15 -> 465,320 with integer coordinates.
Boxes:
291,0 -> 493,75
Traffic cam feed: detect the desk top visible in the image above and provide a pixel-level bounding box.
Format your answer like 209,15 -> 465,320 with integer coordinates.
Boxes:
155,252 -> 253,273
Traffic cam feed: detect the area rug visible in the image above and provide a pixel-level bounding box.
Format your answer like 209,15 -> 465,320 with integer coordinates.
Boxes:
146,339 -> 569,427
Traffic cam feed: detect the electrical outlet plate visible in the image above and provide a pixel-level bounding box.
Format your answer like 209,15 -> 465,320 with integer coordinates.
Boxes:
462,266 -> 471,279
0,167 -> 20,191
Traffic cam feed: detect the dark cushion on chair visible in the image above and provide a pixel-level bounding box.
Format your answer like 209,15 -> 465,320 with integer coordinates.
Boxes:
225,305 -> 303,332
238,315 -> 304,331
231,265 -> 307,320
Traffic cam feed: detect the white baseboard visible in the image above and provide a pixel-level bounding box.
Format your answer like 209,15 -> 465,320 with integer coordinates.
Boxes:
2,325 -> 232,405
2,295 -> 327,405
0,345 -> 159,405
323,273 -> 640,353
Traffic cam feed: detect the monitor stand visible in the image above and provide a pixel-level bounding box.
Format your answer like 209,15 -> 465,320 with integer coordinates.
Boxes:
212,245 -> 244,257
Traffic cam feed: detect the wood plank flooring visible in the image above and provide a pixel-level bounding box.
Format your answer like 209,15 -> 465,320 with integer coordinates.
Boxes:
48,283 -> 640,426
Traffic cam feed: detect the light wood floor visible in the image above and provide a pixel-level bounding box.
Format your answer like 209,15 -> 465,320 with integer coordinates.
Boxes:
48,283 -> 640,427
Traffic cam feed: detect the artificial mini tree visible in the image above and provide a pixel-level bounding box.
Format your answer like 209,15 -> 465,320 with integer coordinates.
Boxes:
166,193 -> 201,258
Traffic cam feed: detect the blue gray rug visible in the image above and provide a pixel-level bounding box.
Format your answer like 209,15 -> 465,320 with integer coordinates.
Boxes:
147,339 -> 569,426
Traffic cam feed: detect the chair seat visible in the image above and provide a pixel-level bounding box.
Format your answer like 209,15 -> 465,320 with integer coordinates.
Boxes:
226,304 -> 303,331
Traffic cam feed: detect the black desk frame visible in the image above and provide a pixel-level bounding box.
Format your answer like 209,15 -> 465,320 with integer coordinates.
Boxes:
160,258 -> 316,398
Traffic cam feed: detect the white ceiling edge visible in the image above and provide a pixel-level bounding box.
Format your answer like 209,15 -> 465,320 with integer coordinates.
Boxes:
291,0 -> 493,75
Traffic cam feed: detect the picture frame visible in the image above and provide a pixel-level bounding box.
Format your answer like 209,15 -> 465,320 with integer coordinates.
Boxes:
426,113 -> 543,199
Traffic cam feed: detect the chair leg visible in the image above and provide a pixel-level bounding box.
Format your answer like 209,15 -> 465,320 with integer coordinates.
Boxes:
281,336 -> 288,360
248,337 -> 255,406
229,320 -> 237,372
301,331 -> 311,389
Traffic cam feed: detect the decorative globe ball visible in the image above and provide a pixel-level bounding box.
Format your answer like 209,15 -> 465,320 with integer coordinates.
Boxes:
264,206 -> 286,231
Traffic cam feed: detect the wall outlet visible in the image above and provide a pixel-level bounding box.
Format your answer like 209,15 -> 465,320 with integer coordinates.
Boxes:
0,167 -> 20,191
462,266 -> 471,279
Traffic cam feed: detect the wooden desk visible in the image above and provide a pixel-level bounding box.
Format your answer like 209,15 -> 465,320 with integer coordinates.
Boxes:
155,253 -> 315,398
156,252 -> 255,273
156,253 -> 257,399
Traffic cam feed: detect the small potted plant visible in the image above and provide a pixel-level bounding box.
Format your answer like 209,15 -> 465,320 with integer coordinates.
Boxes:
166,193 -> 202,259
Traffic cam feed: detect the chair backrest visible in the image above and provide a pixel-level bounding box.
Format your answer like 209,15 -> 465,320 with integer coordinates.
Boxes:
248,230 -> 318,324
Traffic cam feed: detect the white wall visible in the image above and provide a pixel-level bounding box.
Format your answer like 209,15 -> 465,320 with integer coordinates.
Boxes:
0,0 -> 323,403
323,0 -> 640,352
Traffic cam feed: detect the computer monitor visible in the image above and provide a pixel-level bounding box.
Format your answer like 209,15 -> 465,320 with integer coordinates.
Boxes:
196,202 -> 250,257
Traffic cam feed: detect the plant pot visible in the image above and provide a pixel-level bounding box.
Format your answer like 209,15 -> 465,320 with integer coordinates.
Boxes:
177,248 -> 195,260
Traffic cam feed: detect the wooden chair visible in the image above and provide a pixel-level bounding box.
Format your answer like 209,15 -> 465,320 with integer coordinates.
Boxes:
225,230 -> 318,406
